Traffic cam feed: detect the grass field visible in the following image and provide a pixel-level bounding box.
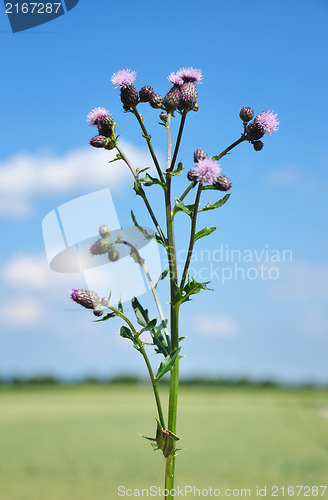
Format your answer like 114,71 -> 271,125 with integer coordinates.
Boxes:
0,384 -> 328,499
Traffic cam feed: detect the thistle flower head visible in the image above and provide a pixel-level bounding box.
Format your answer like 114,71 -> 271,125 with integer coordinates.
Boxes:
87,107 -> 111,126
168,67 -> 202,87
179,82 -> 198,110
239,106 -> 254,123
168,72 -> 184,86
163,85 -> 181,111
193,148 -> 208,163
111,69 -> 137,89
176,66 -> 203,83
254,110 -> 279,135
89,238 -> 111,256
89,135 -> 109,149
99,224 -> 111,239
139,86 -> 154,102
149,93 -> 163,109
213,174 -> 232,191
70,289 -> 100,310
192,158 -> 221,184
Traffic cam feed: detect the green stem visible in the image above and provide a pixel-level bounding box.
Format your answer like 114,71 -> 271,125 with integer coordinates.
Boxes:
115,143 -> 166,244
214,135 -> 247,160
108,304 -> 165,429
132,108 -> 166,184
113,239 -> 170,342
172,181 -> 197,217
169,111 -> 187,172
180,183 -> 203,290
164,112 -> 180,500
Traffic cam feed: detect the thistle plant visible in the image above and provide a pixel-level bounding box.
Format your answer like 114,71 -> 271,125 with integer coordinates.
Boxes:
70,66 -> 279,499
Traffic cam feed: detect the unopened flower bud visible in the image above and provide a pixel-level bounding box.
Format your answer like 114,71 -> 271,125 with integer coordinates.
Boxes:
90,238 -> 112,256
139,86 -> 154,102
163,85 -> 181,112
99,224 -> 111,239
93,306 -> 103,317
246,122 -> 265,141
120,85 -> 139,108
187,169 -> 198,181
253,140 -> 264,151
193,148 -> 208,163
193,103 -> 199,112
70,289 -> 100,310
108,247 -> 120,262
150,93 -> 163,109
178,82 -> 198,111
89,135 -> 110,149
239,106 -> 254,123
213,174 -> 232,191
160,112 -> 169,123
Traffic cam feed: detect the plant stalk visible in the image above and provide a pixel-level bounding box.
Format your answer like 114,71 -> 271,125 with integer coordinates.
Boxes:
107,305 -> 165,429
180,183 -> 203,290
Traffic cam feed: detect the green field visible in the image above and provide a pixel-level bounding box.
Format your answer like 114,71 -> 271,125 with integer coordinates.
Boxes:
0,385 -> 328,499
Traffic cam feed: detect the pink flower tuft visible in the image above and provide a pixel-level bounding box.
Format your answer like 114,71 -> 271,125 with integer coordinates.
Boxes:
255,110 -> 279,135
177,67 -> 203,83
87,107 -> 111,126
168,72 -> 184,86
110,69 -> 137,88
193,158 -> 221,184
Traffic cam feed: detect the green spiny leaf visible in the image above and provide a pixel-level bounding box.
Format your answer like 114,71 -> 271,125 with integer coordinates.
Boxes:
155,348 -> 181,382
199,194 -> 230,212
194,226 -> 217,242
155,269 -> 169,288
175,198 -> 192,217
167,161 -> 184,177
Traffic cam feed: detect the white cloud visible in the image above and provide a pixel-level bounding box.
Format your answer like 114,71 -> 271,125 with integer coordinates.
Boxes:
0,298 -> 43,325
3,254 -> 49,288
0,141 -> 155,216
270,261 -> 328,300
194,314 -> 238,338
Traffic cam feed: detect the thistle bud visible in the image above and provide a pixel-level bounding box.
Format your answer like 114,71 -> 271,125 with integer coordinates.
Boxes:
139,85 -> 154,102
90,238 -> 112,256
99,224 -> 111,239
108,248 -> 120,262
193,148 -> 208,163
89,135 -> 110,149
70,289 -> 100,310
93,306 -> 104,317
253,140 -> 264,151
193,103 -> 199,112
239,106 -> 254,123
120,85 -> 139,109
178,82 -> 198,111
160,112 -> 169,123
246,122 -> 265,141
150,93 -> 163,109
187,169 -> 198,181
212,174 -> 232,191
163,85 -> 181,112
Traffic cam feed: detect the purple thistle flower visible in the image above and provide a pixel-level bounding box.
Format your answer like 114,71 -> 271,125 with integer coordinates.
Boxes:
111,69 -> 137,88
192,158 -> 221,184
168,72 -> 184,86
168,67 -> 203,87
70,289 -> 101,310
87,107 -> 111,126
254,110 -> 279,135
177,67 -> 203,83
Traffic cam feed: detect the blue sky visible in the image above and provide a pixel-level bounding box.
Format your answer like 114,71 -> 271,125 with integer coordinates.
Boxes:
0,0 -> 327,384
